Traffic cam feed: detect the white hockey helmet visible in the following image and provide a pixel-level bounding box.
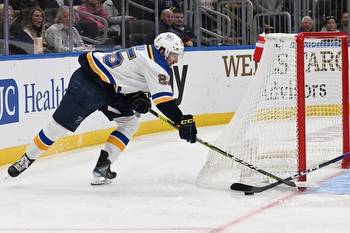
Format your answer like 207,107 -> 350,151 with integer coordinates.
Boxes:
154,32 -> 184,58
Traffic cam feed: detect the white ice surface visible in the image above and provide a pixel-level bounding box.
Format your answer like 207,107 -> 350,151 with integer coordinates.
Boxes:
0,125 -> 350,233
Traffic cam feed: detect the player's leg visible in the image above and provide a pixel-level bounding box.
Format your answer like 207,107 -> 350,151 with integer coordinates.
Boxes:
8,118 -> 69,177
104,115 -> 139,162
91,94 -> 139,185
8,68 -> 109,177
91,115 -> 139,185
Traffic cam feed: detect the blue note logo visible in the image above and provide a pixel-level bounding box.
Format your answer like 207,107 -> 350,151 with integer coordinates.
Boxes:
0,79 -> 19,125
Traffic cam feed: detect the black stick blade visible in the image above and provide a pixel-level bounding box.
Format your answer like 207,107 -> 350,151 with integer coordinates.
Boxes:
230,183 -> 254,192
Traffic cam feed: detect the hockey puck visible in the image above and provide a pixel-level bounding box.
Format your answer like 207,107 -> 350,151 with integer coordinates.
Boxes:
244,191 -> 254,195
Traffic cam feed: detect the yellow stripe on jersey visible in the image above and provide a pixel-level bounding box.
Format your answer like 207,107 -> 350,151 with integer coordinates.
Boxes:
147,45 -> 154,61
153,96 -> 173,105
86,52 -> 110,83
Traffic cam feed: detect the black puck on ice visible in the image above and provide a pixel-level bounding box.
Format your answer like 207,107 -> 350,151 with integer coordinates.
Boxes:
244,191 -> 254,195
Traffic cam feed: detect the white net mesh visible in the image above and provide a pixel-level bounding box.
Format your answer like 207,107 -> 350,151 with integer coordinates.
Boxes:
197,33 -> 344,189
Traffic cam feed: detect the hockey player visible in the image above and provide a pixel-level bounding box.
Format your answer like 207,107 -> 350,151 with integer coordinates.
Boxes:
7,32 -> 197,185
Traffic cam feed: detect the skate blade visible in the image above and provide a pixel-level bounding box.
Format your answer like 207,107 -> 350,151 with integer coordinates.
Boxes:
90,176 -> 112,186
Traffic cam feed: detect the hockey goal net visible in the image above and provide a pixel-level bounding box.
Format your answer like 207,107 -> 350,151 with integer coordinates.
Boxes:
197,32 -> 350,189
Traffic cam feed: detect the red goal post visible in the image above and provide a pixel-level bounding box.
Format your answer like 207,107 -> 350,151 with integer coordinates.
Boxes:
296,32 -> 350,182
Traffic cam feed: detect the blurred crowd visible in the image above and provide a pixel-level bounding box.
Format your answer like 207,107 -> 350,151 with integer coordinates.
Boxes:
0,0 -> 348,55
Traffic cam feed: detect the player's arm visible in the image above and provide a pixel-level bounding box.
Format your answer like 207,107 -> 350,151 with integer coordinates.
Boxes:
126,91 -> 151,114
155,99 -> 182,124
156,99 -> 197,143
142,52 -> 197,143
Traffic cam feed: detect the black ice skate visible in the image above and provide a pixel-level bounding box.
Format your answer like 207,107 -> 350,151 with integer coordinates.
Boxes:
91,150 -> 117,185
8,153 -> 34,177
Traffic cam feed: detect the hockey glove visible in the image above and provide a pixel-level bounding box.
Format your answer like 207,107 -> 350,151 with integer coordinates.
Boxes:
178,115 -> 197,143
127,91 -> 151,114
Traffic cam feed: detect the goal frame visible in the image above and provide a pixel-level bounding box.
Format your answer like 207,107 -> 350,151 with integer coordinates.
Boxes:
296,32 -> 350,181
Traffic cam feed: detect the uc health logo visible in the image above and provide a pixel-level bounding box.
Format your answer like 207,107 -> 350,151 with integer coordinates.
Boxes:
0,79 -> 19,125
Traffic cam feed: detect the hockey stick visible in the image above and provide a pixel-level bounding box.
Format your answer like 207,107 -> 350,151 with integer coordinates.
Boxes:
149,109 -> 296,188
231,152 -> 350,194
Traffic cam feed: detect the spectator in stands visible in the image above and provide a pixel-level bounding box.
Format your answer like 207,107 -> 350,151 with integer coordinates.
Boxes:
321,16 -> 339,32
0,4 -> 34,54
170,8 -> 195,47
158,8 -> 174,33
0,1 -> 32,33
0,4 -> 15,31
338,12 -> 349,34
38,1 -> 67,29
103,0 -> 135,41
21,6 -> 46,53
299,16 -> 313,32
1,4 -> 14,54
146,8 -> 174,44
21,6 -> 45,39
79,0 -> 108,32
316,0 -> 347,27
45,5 -> 92,53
